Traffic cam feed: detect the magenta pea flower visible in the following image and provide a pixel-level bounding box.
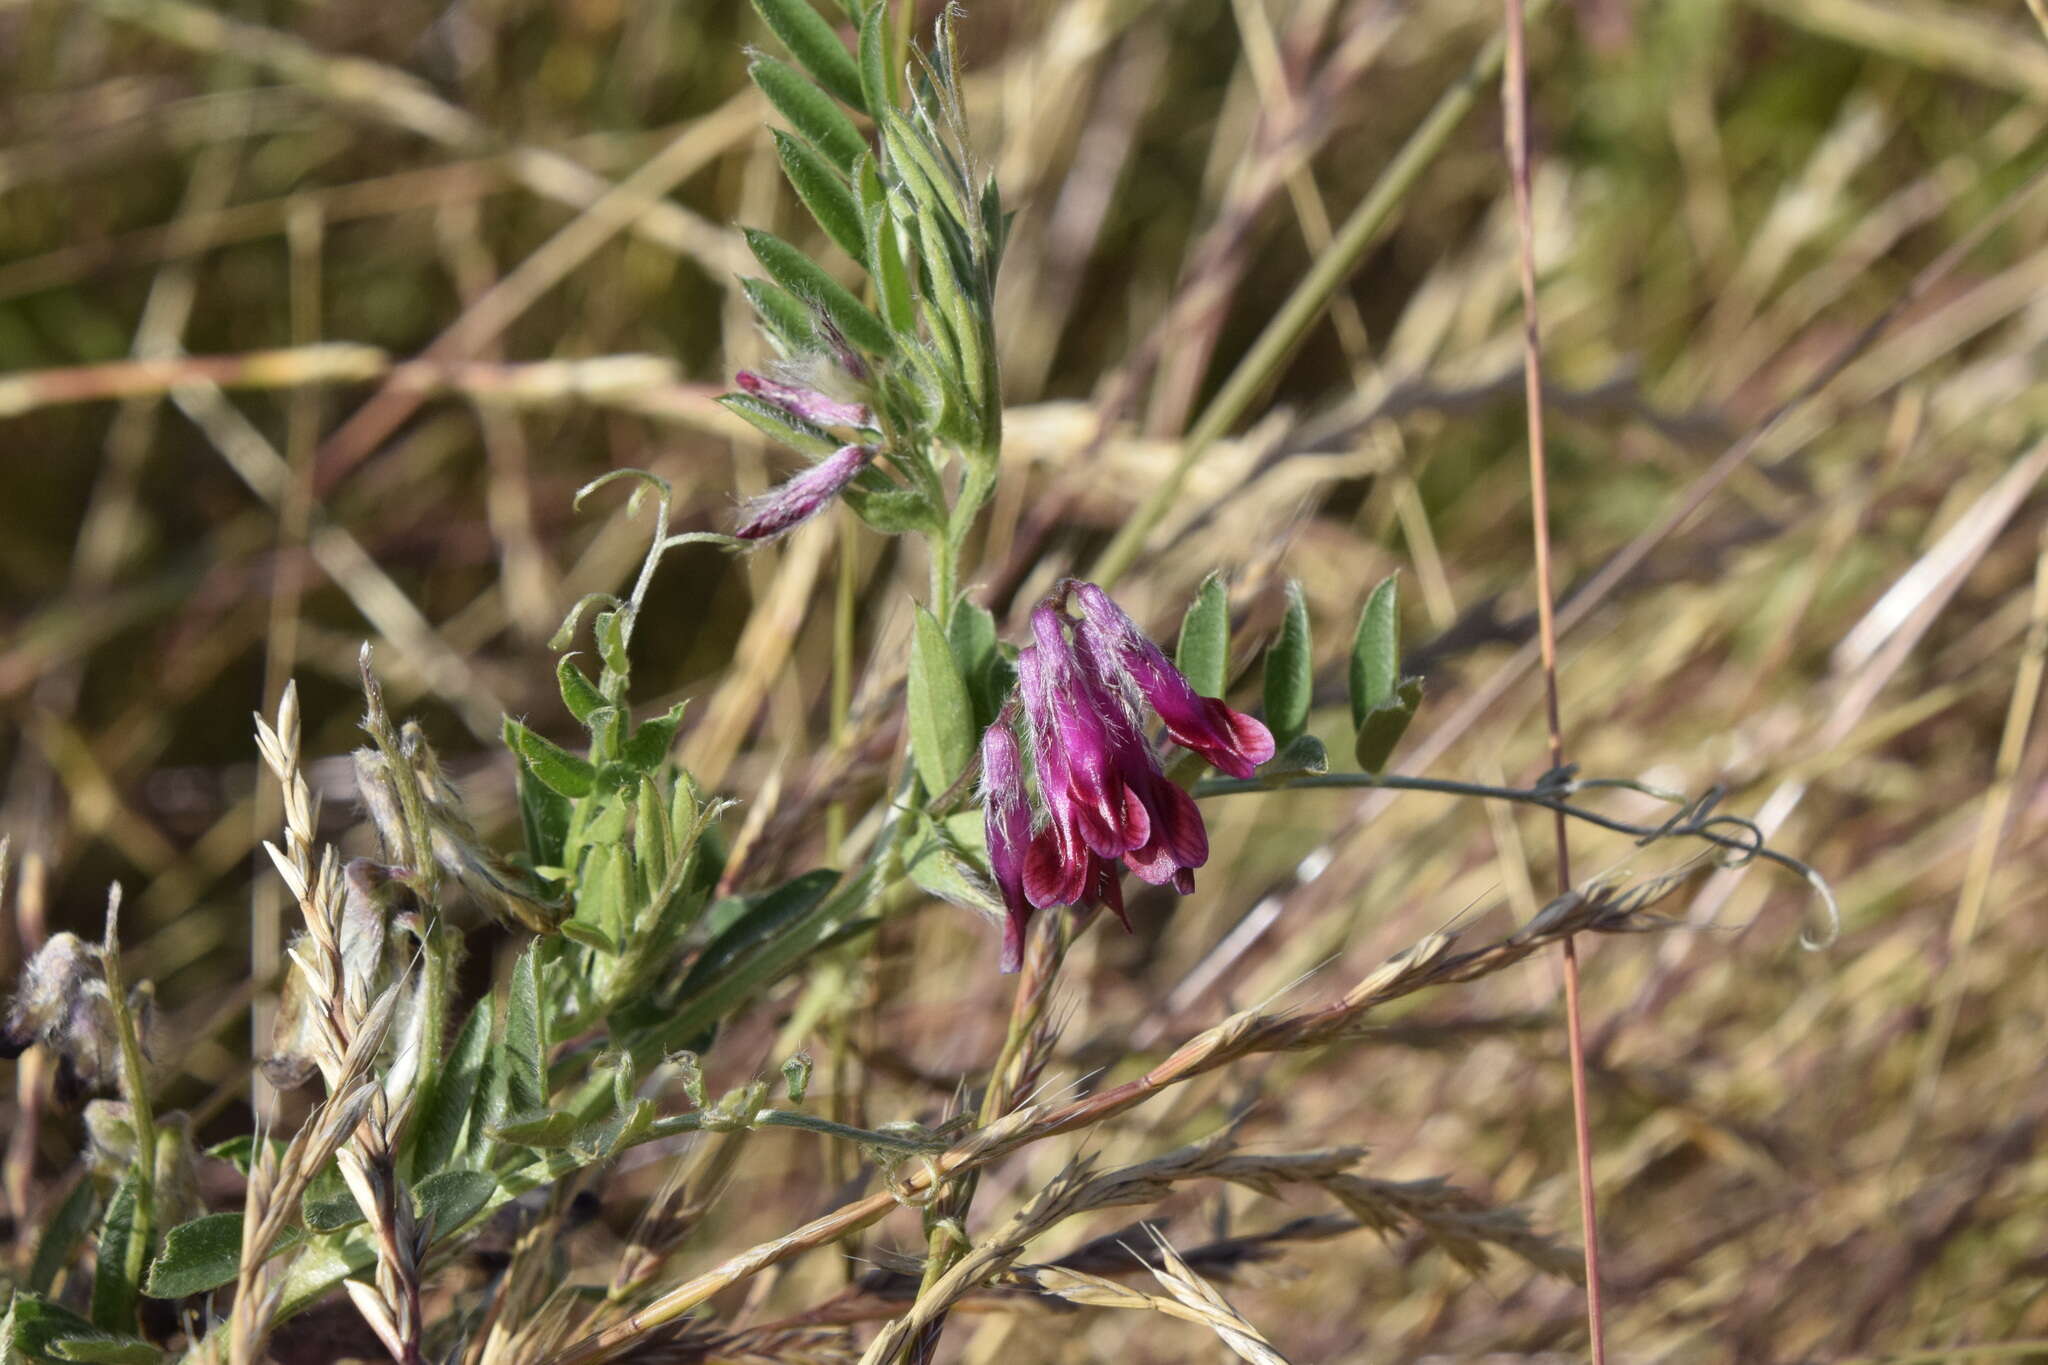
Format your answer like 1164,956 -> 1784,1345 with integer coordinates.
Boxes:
974,579 -> 1272,968
979,721 -> 1035,972
1071,581 -> 1276,779
733,370 -> 873,431
734,443 -> 874,541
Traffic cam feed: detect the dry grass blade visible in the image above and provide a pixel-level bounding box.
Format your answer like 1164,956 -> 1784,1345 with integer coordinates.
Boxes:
1139,1228 -> 1293,1365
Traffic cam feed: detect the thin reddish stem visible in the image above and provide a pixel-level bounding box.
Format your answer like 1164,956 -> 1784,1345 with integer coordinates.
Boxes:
1500,3 -> 1607,1360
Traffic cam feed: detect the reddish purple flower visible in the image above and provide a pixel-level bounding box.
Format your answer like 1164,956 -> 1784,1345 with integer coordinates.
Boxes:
735,444 -> 874,541
1016,599 -> 1211,910
734,370 -> 873,430
979,721 -> 1034,973
1071,581 -> 1275,779
972,580 -> 1272,966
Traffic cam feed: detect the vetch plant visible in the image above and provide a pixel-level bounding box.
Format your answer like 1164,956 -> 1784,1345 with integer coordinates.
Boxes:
0,6 -> 1838,1365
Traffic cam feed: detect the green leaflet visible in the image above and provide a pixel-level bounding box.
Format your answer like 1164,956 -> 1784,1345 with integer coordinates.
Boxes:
748,54 -> 867,172
504,718 -> 596,799
1177,573 -> 1230,699
1262,581 -> 1313,748
87,1175 -> 140,1333
908,605 -> 975,796
143,1214 -> 306,1300
750,0 -> 866,111
744,229 -> 894,357
773,130 -> 868,263
1348,572 -> 1401,729
717,392 -> 841,458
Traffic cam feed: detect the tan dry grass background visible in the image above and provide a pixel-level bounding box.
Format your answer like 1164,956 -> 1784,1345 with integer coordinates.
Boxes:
6,0 -> 2048,1359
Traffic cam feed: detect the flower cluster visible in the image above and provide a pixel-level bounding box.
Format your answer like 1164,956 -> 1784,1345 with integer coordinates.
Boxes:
980,581 -> 1275,971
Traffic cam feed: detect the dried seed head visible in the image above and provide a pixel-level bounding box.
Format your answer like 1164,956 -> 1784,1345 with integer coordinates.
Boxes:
4,931 -> 129,1099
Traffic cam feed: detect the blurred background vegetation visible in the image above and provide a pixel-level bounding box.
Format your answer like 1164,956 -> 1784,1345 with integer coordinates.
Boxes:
6,0 -> 2048,1358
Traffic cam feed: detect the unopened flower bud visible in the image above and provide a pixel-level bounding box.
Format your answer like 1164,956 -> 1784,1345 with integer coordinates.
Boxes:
734,371 -> 872,430
736,444 -> 875,541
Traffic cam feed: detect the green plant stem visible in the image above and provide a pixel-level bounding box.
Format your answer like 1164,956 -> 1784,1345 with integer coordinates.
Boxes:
897,909 -> 1076,1364
1088,6 -> 1541,588
359,650 -> 441,904
929,529 -> 957,630
100,893 -> 158,1316
827,512 -> 857,861
1194,770 -> 1829,896
409,921 -> 458,1154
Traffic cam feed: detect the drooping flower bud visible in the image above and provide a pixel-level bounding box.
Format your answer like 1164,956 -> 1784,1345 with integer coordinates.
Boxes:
1071,581 -> 1275,779
736,444 -> 876,541
979,721 -> 1035,973
734,371 -> 873,430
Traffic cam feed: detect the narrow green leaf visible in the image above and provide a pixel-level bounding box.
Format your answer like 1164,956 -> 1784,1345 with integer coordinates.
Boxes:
497,944 -> 548,1132
668,867 -> 858,1042
569,842 -> 629,955
635,777 -> 671,903
28,1178 -> 98,1294
88,1174 -> 139,1333
1354,677 -> 1424,775
486,1108 -> 584,1148
1348,573 -> 1401,729
947,601 -> 1001,728
623,702 -> 688,772
143,1213 -> 305,1300
681,869 -> 841,991
504,718 -> 596,799
744,229 -> 895,357
6,1292 -> 159,1364
896,332 -> 973,445
558,920 -> 614,954
515,761 -> 572,881
857,0 -> 894,117
982,176 -> 1011,269
908,605 -> 975,796
1177,573 -> 1229,699
880,111 -> 969,231
773,131 -> 867,263
911,198 -> 985,409
406,994 -> 492,1177
1261,582 -> 1313,748
463,1001 -> 504,1167
717,392 -> 839,457
862,179 -> 915,335
748,54 -> 867,172
741,275 -> 818,352
411,1170 -> 496,1242
556,656 -> 605,725
752,0 -> 866,111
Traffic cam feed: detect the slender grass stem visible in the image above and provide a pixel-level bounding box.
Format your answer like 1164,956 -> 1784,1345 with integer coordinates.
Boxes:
1498,1 -> 1605,1355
